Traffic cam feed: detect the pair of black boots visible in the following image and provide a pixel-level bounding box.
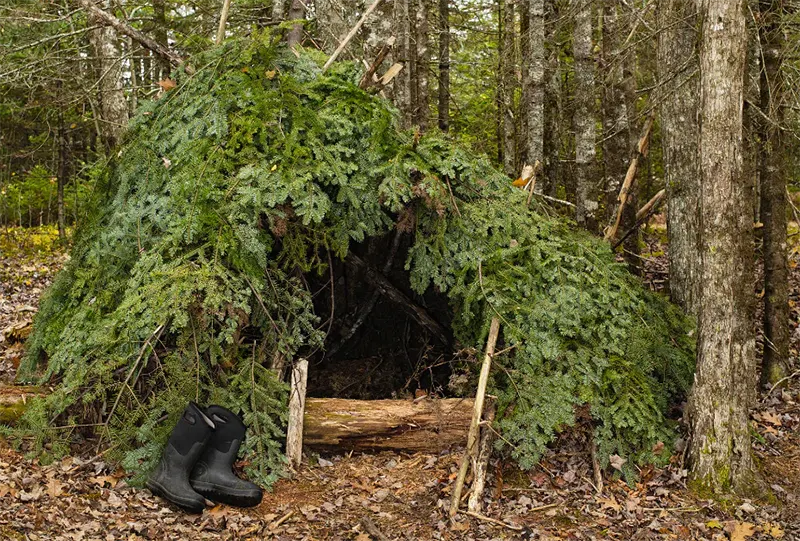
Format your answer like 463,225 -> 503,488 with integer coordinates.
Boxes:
147,402 -> 262,513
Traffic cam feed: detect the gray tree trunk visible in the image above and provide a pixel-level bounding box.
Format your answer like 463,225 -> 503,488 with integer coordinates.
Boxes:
600,0 -> 633,229
89,1 -> 129,149
498,0 -> 516,175
542,0 -> 560,196
395,0 -> 413,127
758,0 -> 789,386
437,0 -> 450,131
657,0 -> 700,315
688,0 -> 757,494
524,0 -> 544,183
316,0 -> 350,52
151,0 -> 170,79
286,0 -> 305,46
415,0 -> 430,130
573,0 -> 597,230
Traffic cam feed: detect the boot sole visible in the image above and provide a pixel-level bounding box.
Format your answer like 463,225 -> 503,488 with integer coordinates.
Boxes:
147,479 -> 207,513
190,480 -> 262,508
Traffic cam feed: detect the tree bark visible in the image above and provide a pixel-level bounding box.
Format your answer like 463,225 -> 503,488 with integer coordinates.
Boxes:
88,0 -> 129,149
542,0 -> 560,196
524,0 -> 544,182
316,0 -> 350,52
215,0 -> 233,45
573,0 -> 597,230
657,0 -> 700,315
758,0 -> 789,386
499,0 -> 516,176
57,110 -> 67,240
688,0 -> 757,494
303,397 -> 474,452
414,0 -> 430,130
437,0 -> 450,131
394,0 -> 413,127
286,0 -> 305,47
151,0 -> 170,78
600,0 -> 634,228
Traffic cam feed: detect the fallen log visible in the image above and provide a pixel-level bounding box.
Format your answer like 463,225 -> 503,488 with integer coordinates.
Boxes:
0,387 -> 473,453
303,397 -> 473,452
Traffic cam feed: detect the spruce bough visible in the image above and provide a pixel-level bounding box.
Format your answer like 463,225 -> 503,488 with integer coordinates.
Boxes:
19,32 -> 694,485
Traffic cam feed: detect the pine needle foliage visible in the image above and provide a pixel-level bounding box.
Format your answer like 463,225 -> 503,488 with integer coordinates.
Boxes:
18,31 -> 694,483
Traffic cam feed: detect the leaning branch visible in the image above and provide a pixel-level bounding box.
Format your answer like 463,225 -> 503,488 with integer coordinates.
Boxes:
322,0 -> 383,72
74,0 -> 184,68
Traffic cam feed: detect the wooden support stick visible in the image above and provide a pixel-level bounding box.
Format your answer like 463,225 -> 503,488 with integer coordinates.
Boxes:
214,0 -> 232,45
612,188 -> 666,250
467,402 -> 496,513
323,0 -> 383,72
286,358 -> 309,469
359,37 -> 395,89
604,114 -> 655,241
449,317 -> 501,518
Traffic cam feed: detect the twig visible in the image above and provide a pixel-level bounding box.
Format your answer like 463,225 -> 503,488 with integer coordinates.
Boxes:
322,0 -> 383,72
269,510 -> 294,530
763,369 -> 800,401
467,401 -> 496,513
464,511 -> 523,531
449,317 -> 501,518
360,516 -> 391,541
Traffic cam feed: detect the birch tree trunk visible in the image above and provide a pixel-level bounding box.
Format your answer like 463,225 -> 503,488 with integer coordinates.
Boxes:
688,0 -> 758,494
573,0 -> 597,230
524,0 -> 544,183
437,0 -> 450,132
89,0 -> 129,149
758,0 -> 789,386
657,0 -> 700,315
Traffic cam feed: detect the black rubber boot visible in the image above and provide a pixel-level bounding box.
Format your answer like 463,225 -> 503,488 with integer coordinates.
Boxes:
189,405 -> 263,507
147,402 -> 215,513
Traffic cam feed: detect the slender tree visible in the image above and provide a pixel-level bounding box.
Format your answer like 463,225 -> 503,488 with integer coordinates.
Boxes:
437,0 -> 450,131
688,0 -> 757,493
498,0 -> 516,175
758,0 -> 789,386
657,0 -> 700,314
415,0 -> 431,130
88,0 -> 129,148
542,0 -> 561,195
524,0 -> 545,179
573,0 -> 597,230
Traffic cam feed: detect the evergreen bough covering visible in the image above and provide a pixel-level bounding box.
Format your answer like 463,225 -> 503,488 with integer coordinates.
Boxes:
19,32 -> 694,485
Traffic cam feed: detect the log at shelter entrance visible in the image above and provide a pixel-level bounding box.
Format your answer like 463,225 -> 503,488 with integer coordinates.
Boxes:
15,33 -> 695,488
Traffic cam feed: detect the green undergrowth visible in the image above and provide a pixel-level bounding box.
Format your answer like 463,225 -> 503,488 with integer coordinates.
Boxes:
16,31 -> 694,486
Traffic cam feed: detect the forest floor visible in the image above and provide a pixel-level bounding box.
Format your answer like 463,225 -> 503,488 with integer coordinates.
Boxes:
1,224 -> 800,541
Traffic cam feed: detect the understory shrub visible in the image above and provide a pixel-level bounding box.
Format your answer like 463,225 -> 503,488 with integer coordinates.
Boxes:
18,31 -> 694,485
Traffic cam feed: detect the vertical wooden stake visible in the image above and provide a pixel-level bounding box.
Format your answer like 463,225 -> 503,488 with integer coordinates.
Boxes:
467,401 -> 496,513
449,317 -> 501,518
286,358 -> 309,470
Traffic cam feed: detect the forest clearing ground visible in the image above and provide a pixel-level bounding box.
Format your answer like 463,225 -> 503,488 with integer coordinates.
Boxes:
0,224 -> 799,540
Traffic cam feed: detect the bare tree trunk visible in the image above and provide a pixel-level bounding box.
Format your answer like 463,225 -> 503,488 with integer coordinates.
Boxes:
758,0 -> 789,386
317,0 -> 350,52
437,0 -> 450,132
151,0 -> 170,79
395,0 -> 413,127
600,0 -> 633,228
57,110 -> 67,240
499,0 -> 516,175
542,0 -> 560,196
688,0 -> 757,494
415,0 -> 430,130
524,0 -> 544,182
286,0 -> 305,46
88,0 -> 129,149
573,0 -> 597,230
272,0 -> 286,22
657,0 -> 700,314
215,0 -> 233,45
